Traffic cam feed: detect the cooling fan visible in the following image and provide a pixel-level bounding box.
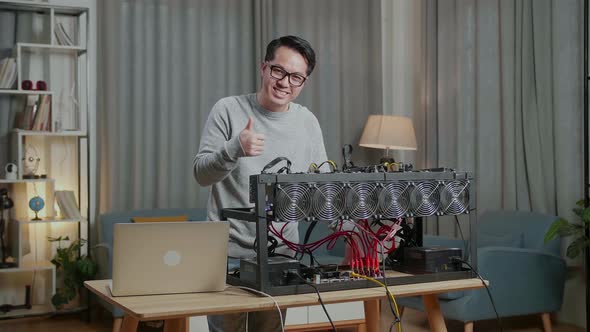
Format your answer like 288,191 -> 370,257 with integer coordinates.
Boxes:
345,182 -> 379,219
274,183 -> 312,222
312,183 -> 346,221
440,180 -> 470,215
410,181 -> 441,216
379,181 -> 411,218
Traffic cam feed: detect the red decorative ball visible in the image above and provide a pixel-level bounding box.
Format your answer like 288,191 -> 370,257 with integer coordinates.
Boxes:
21,80 -> 33,90
36,81 -> 47,91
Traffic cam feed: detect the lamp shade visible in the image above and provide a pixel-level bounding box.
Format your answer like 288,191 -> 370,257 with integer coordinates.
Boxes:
359,115 -> 417,151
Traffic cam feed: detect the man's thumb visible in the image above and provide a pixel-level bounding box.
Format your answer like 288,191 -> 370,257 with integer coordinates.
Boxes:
244,117 -> 254,131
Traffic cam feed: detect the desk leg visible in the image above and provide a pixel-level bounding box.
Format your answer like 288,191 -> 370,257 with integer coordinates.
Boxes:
422,294 -> 447,332
163,317 -> 189,332
363,299 -> 380,332
120,316 -> 139,332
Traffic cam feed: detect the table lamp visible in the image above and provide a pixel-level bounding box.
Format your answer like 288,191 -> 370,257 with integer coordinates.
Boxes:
359,115 -> 417,164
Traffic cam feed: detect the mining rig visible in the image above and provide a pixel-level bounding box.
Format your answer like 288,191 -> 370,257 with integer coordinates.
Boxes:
221,164 -> 477,296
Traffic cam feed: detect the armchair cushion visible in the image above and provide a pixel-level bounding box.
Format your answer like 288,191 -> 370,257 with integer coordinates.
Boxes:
478,232 -> 523,248
437,290 -> 466,301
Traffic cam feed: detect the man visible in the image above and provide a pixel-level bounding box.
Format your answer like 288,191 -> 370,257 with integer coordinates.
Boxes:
193,35 -> 327,332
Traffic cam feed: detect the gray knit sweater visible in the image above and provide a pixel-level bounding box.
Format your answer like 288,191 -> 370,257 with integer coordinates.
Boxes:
193,93 -> 327,258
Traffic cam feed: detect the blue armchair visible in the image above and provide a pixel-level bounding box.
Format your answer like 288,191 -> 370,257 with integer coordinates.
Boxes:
396,210 -> 566,332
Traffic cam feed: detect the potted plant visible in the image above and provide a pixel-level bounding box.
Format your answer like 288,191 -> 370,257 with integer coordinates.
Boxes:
48,236 -> 98,309
544,199 -> 590,259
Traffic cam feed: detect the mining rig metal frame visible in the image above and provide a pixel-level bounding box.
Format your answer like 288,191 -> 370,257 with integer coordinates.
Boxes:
221,170 -> 477,296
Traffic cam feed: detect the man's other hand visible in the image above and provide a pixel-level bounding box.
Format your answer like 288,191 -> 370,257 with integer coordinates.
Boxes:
239,117 -> 265,156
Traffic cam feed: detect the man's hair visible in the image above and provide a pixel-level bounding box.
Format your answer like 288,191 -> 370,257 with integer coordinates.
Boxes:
264,35 -> 316,76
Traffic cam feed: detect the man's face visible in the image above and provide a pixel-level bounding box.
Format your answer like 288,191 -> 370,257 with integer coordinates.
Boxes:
259,46 -> 309,112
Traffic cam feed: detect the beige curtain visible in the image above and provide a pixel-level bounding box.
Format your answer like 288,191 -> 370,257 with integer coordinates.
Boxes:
97,0 -> 382,212
381,0 -> 583,325
255,0 -> 383,164
98,0 -> 257,212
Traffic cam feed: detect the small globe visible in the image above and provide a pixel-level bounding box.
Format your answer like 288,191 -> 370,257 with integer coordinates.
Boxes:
29,196 -> 45,212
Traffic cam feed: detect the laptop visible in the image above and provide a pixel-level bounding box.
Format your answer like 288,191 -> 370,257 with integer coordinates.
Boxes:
111,221 -> 229,296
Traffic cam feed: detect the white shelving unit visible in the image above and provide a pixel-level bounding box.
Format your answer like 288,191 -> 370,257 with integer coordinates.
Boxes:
0,0 -> 94,319
0,90 -> 53,96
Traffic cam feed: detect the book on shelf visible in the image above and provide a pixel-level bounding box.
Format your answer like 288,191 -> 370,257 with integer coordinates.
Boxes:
15,95 -> 51,131
15,95 -> 38,130
54,191 -> 82,220
0,57 -> 16,89
31,95 -> 51,131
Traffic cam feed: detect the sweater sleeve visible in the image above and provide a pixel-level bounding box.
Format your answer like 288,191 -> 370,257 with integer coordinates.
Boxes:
193,100 -> 245,186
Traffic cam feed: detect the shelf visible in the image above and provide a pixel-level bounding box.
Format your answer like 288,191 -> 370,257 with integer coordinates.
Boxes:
12,129 -> 86,137
0,260 -> 54,273
0,178 -> 54,184
15,217 -> 85,224
0,0 -> 87,15
0,1 -> 92,322
17,42 -> 86,54
0,304 -> 55,319
0,90 -> 53,96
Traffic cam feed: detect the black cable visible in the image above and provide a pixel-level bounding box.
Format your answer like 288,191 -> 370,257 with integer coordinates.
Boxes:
453,215 -> 469,261
316,160 -> 337,173
378,244 -> 401,332
342,144 -> 355,171
453,217 -> 501,331
292,273 -> 336,332
367,222 -> 401,330
454,258 -> 503,332
305,249 -> 321,266
300,221 -> 318,261
261,157 -> 292,174
267,235 -> 279,254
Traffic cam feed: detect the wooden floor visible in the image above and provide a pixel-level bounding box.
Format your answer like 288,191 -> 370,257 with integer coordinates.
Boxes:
0,308 -> 585,332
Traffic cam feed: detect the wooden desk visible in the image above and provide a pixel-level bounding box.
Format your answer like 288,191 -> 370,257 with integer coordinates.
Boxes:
85,278 -> 486,332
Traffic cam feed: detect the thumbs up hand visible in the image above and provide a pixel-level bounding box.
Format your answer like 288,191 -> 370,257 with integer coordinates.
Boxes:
239,117 -> 265,156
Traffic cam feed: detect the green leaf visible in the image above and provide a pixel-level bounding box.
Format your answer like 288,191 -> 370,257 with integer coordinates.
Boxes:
577,207 -> 590,223
572,207 -> 590,222
51,290 -> 69,308
573,208 -> 584,218
545,219 -> 569,243
50,258 -> 60,267
566,236 -> 590,259
576,199 -> 587,207
77,257 -> 98,279
49,236 -> 98,305
560,223 -> 584,237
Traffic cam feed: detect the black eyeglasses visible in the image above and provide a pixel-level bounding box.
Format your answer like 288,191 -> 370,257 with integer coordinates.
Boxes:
268,64 -> 307,87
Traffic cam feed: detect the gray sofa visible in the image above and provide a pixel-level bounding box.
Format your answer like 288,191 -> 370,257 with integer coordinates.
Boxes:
95,208 -> 345,319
